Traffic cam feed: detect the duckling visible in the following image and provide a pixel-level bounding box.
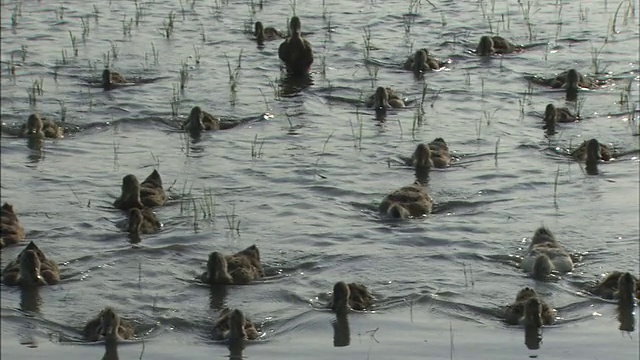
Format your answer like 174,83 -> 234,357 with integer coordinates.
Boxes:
0,203 -> 25,248
2,241 -> 60,286
504,287 -> 555,326
278,16 -> 314,76
328,281 -> 374,317
113,170 -> 167,211
589,271 -> 640,301
20,113 -> 63,139
102,69 -> 127,90
521,227 -> 573,279
254,21 -> 285,43
200,245 -> 264,285
127,208 -> 161,235
403,48 -> 444,72
379,183 -> 433,219
182,106 -> 238,137
476,35 -> 519,56
366,87 -> 405,110
408,143 -> 434,170
84,307 -> 134,341
212,308 -> 260,343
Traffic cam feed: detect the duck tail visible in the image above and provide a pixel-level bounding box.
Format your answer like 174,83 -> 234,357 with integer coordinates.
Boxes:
387,203 -> 409,219
531,254 -> 553,280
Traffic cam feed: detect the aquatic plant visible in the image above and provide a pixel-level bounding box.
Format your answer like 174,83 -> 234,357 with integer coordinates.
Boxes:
251,134 -> 265,158
348,109 -> 364,150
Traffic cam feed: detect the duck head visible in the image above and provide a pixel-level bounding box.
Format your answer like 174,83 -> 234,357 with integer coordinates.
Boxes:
530,226 -> 556,246
585,138 -> 601,175
524,297 -> 543,328
254,21 -> 265,42
617,272 -> 636,307
476,36 -> 494,56
120,175 -> 144,208
19,250 -> 44,287
414,49 -> 428,69
98,307 -> 121,338
206,252 -> 233,284
372,86 -> 390,110
566,69 -> 579,89
542,104 -> 557,135
289,16 -> 302,35
332,281 -> 351,316
102,69 -> 114,89
186,106 -> 205,134
26,114 -> 44,134
2,202 -> 15,215
228,309 -> 248,342
128,208 -> 143,234
413,143 -> 433,169
516,287 -> 538,301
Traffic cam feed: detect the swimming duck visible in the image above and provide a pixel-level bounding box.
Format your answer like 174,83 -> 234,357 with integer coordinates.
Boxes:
278,16 -> 314,76
531,69 -> 595,101
113,170 -> 167,211
128,208 -> 161,235
504,287 -> 555,326
212,308 -> 260,344
406,143 -> 434,170
84,307 -> 134,341
102,69 -> 127,90
379,183 -> 433,219
328,281 -> 374,317
588,271 -> 640,302
475,35 -> 519,56
20,113 -> 63,139
254,21 -> 285,43
182,106 -> 238,137
403,48 -> 444,72
2,241 -> 60,286
521,227 -> 573,279
542,104 -> 579,135
0,203 -> 25,248
200,245 -> 264,285
401,138 -> 452,170
366,87 -> 405,110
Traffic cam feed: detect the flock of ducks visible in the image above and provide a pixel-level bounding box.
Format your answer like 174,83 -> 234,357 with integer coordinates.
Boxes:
0,11 -> 638,356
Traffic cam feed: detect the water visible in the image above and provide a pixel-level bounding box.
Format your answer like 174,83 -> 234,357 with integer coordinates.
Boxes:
1,0 -> 639,359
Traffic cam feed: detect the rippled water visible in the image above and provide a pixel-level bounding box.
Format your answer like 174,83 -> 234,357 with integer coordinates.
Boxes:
1,0 -> 639,359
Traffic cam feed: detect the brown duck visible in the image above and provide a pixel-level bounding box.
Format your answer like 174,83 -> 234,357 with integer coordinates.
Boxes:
328,281 -> 374,317
200,245 -> 263,285
84,307 -> 134,341
212,308 -> 260,343
504,287 -> 555,326
278,16 -> 314,76
476,35 -> 520,56
0,203 -> 25,248
20,113 -> 63,139
102,69 -> 127,90
113,170 -> 167,211
254,21 -> 285,43
2,241 -> 60,287
379,183 -> 433,219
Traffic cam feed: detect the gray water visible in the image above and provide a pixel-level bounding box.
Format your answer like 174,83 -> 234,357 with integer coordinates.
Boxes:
1,0 -> 639,359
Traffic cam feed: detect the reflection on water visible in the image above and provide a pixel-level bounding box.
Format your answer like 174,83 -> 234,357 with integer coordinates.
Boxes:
19,287 -> 42,314
616,303 -> 636,333
524,324 -> 542,351
209,285 -> 229,310
101,334 -> 120,360
331,314 -> 350,347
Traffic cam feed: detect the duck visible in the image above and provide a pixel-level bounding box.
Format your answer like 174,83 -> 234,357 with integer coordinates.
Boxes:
542,104 -> 579,135
2,241 -> 60,287
570,138 -> 613,161
328,281 -> 374,317
102,69 -> 127,90
531,69 -> 595,101
254,21 -> 285,43
128,208 -> 161,235
212,308 -> 260,344
200,245 -> 264,285
366,86 -> 405,110
504,287 -> 555,326
521,227 -> 573,279
182,106 -> 238,137
588,271 -> 640,302
0,203 -> 25,248
403,48 -> 445,72
113,170 -> 167,211
475,35 -> 520,56
400,138 -> 452,170
379,183 -> 433,219
20,113 -> 63,139
278,16 -> 314,76
84,307 -> 134,341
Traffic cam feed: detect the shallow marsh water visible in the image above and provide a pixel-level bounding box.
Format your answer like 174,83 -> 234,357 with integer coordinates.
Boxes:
1,0 -> 639,359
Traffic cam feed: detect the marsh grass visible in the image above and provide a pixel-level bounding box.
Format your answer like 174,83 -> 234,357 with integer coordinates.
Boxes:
179,61 -> 189,90
69,31 -> 78,57
494,137 -> 500,166
151,42 -> 159,65
579,4 -> 590,22
619,79 -> 632,106
80,17 -> 90,41
553,165 -> 560,206
348,109 -> 364,150
314,131 -> 334,179
225,204 -> 241,235
200,23 -> 206,43
170,83 -> 181,119
365,63 -> 379,88
57,100 -> 67,122
267,76 -> 282,100
251,134 -> 265,158
362,26 -> 372,61
161,11 -> 176,39
109,41 -> 119,59
122,15 -> 133,37
590,38 -> 609,74
517,0 -> 538,41
225,50 -> 243,106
